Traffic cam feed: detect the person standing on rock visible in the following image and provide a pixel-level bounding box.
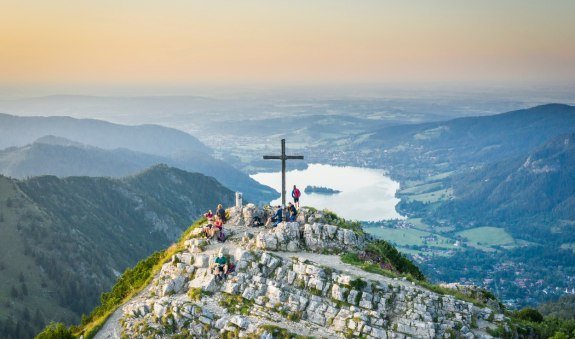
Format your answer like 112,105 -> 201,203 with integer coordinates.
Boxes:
216,204 -> 226,224
291,185 -> 301,208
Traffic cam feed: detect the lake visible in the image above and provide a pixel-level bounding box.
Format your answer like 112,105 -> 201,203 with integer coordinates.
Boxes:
250,163 -> 404,222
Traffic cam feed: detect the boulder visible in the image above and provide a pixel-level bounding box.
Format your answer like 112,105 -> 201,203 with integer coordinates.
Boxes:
243,203 -> 265,226
229,315 -> 250,329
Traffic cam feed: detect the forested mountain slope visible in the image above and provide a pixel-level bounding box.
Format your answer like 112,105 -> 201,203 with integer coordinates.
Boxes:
0,165 -> 233,338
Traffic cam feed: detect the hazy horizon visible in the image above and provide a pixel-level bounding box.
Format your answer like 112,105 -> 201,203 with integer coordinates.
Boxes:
2,1 -> 575,93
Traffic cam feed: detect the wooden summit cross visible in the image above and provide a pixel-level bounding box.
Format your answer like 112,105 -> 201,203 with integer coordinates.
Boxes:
263,139 -> 304,206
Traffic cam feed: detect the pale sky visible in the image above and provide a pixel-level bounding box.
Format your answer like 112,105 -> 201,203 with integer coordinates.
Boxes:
1,0 -> 574,89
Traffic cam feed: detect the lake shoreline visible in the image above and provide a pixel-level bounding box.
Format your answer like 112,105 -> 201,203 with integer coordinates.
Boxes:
250,163 -> 404,222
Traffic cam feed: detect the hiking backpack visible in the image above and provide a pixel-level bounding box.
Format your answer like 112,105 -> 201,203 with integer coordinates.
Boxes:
217,230 -> 226,242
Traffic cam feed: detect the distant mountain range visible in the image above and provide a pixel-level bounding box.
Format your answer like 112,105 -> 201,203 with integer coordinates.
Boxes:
0,113 -> 277,203
0,165 -> 234,338
368,104 -> 575,238
374,104 -> 575,231
0,112 -> 208,156
352,103 -> 575,180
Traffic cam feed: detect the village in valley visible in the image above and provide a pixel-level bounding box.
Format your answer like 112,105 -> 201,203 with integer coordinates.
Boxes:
362,217 -> 575,309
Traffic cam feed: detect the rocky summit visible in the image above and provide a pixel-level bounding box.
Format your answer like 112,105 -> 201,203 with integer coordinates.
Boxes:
94,204 -> 509,338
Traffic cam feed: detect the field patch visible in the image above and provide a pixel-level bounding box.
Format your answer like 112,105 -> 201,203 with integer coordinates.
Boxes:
407,218 -> 432,231
399,182 -> 442,195
405,188 -> 453,203
366,227 -> 455,249
456,227 -> 515,248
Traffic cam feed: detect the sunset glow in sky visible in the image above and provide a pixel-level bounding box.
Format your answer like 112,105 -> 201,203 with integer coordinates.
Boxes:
1,0 -> 575,88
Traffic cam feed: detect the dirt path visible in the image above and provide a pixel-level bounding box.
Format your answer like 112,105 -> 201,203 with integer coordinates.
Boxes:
275,251 -> 424,291
93,284 -> 153,339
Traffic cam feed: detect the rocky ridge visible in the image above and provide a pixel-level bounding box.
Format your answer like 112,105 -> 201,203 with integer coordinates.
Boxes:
94,205 -> 508,338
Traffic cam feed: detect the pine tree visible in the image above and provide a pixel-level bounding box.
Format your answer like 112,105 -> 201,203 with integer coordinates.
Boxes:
21,282 -> 28,296
10,285 -> 19,299
34,309 -> 44,327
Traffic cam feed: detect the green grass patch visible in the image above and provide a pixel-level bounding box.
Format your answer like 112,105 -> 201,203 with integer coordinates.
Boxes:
456,227 -> 515,248
427,171 -> 454,181
219,293 -> 254,316
366,227 -> 455,249
340,252 -> 399,280
405,188 -> 453,203
399,182 -> 442,195
187,287 -> 212,302
320,209 -> 364,236
406,218 -> 432,231
36,322 -> 74,339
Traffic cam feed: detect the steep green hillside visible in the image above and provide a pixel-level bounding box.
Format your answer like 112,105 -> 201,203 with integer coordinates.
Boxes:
0,166 -> 234,338
538,294 -> 575,320
441,133 -> 575,236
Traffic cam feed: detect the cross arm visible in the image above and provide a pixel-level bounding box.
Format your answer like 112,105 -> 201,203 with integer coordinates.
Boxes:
285,156 -> 304,159
263,155 -> 282,159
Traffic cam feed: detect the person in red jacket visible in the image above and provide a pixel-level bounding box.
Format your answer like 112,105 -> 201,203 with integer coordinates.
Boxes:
291,185 -> 301,208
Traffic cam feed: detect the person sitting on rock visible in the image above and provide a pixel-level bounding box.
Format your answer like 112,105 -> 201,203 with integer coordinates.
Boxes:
203,217 -> 223,240
266,205 -> 283,227
287,202 -> 297,222
206,217 -> 224,239
203,210 -> 214,222
212,249 -> 228,280
216,204 -> 227,224
202,222 -> 214,239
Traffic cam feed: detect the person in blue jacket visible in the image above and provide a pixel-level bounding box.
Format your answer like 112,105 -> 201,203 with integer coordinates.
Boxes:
287,202 -> 297,221
266,205 -> 283,227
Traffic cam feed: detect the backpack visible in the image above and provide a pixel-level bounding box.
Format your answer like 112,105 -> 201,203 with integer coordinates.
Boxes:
217,208 -> 227,223
217,229 -> 226,242
251,216 -> 263,227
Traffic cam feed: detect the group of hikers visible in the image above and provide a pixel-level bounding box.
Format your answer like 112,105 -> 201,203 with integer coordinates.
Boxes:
203,185 -> 302,280
265,185 -> 301,227
202,203 -> 227,242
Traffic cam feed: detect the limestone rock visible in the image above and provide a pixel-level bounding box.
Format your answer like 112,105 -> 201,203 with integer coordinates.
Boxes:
242,203 -> 265,226
108,204 -> 510,339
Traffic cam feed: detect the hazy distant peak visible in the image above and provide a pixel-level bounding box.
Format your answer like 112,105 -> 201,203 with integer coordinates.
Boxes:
513,103 -> 575,117
129,163 -> 206,181
33,135 -> 84,147
528,103 -> 574,110
0,112 -> 210,156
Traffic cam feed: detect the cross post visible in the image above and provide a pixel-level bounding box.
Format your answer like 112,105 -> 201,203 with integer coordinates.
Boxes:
263,139 -> 304,206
